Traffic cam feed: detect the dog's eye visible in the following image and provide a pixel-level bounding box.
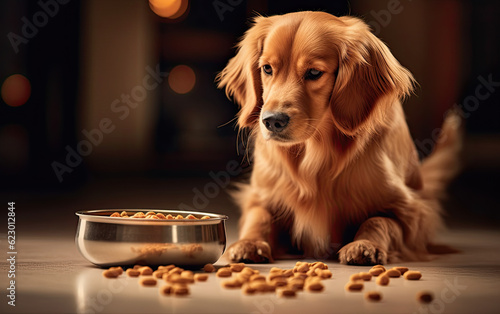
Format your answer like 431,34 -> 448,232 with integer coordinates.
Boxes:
304,69 -> 323,80
262,64 -> 273,76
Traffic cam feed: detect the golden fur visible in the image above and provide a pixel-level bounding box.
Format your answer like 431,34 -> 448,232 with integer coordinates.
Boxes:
217,11 -> 461,264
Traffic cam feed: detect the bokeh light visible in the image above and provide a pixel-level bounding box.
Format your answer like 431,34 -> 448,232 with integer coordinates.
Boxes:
149,0 -> 188,19
168,65 -> 196,94
1,74 -> 31,107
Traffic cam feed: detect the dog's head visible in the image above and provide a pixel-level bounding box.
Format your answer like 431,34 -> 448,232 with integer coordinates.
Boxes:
218,11 -> 414,144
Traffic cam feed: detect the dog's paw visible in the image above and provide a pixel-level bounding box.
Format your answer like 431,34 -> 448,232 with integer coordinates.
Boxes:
227,239 -> 273,263
338,240 -> 387,265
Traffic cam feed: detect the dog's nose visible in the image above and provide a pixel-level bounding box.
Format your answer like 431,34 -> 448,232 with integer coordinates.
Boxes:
262,111 -> 290,133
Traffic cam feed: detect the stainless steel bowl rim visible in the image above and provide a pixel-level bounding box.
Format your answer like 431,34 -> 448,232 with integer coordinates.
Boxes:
76,209 -> 228,226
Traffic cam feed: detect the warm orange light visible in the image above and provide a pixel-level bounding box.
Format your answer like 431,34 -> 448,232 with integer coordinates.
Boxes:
149,0 -> 188,19
168,65 -> 196,94
1,74 -> 31,107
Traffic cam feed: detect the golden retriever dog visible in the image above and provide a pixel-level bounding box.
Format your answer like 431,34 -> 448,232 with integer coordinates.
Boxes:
217,11 -> 461,265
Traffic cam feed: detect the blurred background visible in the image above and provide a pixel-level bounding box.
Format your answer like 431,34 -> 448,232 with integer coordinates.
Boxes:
0,0 -> 499,236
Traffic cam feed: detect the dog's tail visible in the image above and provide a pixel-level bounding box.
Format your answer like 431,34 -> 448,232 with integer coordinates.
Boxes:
420,111 -> 463,200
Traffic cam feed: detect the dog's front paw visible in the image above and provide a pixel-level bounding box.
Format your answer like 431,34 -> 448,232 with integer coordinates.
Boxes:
338,240 -> 387,265
227,239 -> 273,263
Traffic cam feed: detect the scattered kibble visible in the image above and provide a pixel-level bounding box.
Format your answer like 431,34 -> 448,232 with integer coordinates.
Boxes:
365,291 -> 382,302
345,281 -> 364,291
417,291 -> 434,303
376,274 -> 390,286
216,267 -> 232,278
139,276 -> 157,287
404,270 -> 422,280
102,269 -> 121,278
203,263 -> 216,273
126,269 -> 140,277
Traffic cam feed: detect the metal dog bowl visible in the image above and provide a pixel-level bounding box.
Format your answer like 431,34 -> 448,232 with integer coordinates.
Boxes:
75,209 -> 228,268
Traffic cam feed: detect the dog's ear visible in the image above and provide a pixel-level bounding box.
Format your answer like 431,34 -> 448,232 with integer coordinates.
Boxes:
217,16 -> 272,129
330,16 -> 415,136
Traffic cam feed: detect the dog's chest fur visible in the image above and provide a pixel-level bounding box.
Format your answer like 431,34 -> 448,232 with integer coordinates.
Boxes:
250,130 -> 394,256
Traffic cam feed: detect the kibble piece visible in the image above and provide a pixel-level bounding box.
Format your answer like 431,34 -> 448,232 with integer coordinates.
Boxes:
294,272 -> 308,280
169,267 -> 183,275
296,263 -> 309,273
385,269 -> 401,278
305,280 -> 324,292
269,277 -> 288,287
139,266 -> 153,276
139,276 -> 157,286
102,269 -> 121,278
229,263 -> 245,272
201,215 -> 211,219
120,211 -> 128,217
365,291 -> 382,302
110,212 -> 120,217
145,211 -> 156,216
126,268 -> 140,277
133,264 -> 143,270
369,267 -> 385,276
160,285 -> 172,296
283,269 -> 294,277
310,261 -> 328,269
249,274 -> 266,282
221,278 -> 243,289
277,287 -> 297,297
194,273 -> 208,282
168,273 -> 194,284
270,267 -> 283,273
393,266 -> 409,275
153,270 -> 167,279
350,273 -> 363,281
172,283 -> 190,296
203,263 -> 216,273
268,272 -> 285,281
404,270 -> 422,280
316,269 -> 332,279
417,291 -> 434,303
109,266 -> 123,275
345,281 -> 364,291
241,267 -> 258,276
158,264 -> 175,271
216,267 -> 232,277
242,283 -> 257,295
251,281 -> 275,292
288,277 -> 304,290
186,214 -> 197,219
165,214 -> 174,219
132,212 -> 145,218
359,272 -> 372,281
376,274 -> 390,286
156,213 -> 166,219
306,269 -> 317,277
175,214 -> 184,219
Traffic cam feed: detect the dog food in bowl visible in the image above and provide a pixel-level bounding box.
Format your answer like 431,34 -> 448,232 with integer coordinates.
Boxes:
75,209 -> 228,267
